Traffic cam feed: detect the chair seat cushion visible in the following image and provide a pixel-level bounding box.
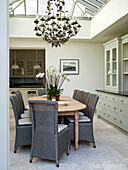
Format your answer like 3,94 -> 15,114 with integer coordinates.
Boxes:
21,111 -> 31,118
67,116 -> 91,123
79,111 -> 84,116
18,118 -> 32,125
24,110 -> 30,114
58,124 -> 68,133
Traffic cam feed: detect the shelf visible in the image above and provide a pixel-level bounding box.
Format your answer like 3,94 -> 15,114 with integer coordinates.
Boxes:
106,62 -> 110,64
123,72 -> 128,75
123,58 -> 128,61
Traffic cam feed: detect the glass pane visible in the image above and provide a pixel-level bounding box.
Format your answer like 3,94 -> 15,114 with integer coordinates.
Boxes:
26,0 -> 37,15
106,50 -> 110,62
106,75 -> 110,86
112,48 -> 116,61
112,75 -> 117,86
107,63 -> 110,74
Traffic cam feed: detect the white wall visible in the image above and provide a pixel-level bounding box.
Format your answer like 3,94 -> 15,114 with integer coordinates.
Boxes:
9,18 -> 91,39
10,38 -> 104,96
0,0 -> 9,169
91,0 -> 128,38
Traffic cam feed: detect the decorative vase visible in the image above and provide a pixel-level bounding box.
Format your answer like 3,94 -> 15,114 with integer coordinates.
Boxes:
47,94 -> 60,101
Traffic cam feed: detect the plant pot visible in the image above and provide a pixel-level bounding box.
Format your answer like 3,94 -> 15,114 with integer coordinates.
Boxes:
47,94 -> 60,101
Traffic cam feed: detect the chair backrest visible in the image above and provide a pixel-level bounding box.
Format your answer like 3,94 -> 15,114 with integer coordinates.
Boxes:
15,91 -> 25,111
15,91 -> 24,114
72,89 -> 79,100
29,100 -> 58,135
38,89 -> 47,96
86,94 -> 99,121
10,96 -> 21,126
81,92 -> 90,115
76,90 -> 84,102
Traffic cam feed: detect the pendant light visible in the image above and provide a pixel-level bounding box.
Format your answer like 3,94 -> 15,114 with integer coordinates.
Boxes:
33,50 -> 41,69
11,50 -> 19,69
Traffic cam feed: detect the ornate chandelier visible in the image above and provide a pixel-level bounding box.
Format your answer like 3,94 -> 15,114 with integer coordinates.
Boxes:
34,0 -> 81,47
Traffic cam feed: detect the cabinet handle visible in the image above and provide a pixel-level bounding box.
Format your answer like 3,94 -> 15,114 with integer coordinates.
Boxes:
104,104 -> 105,106
121,100 -> 124,102
120,109 -> 123,112
108,115 -> 110,117
112,98 -> 115,100
120,120 -> 123,124
114,117 -> 116,120
114,107 -> 116,110
105,96 -> 107,98
108,105 -> 110,108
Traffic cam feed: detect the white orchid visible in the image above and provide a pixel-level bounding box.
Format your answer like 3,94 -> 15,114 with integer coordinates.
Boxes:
36,66 -> 70,91
36,73 -> 44,79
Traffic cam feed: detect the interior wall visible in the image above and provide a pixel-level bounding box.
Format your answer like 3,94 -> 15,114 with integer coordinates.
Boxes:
0,0 -> 9,169
10,38 -> 104,96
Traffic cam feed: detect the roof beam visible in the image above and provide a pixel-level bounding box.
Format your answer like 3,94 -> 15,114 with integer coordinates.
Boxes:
24,0 -> 26,16
99,0 -> 107,3
9,0 -> 21,5
77,0 -> 98,12
9,0 -> 24,14
85,7 -> 94,16
71,0 -> 77,18
87,0 -> 102,7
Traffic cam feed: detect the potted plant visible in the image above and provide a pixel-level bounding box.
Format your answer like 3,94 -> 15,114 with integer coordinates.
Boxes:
36,66 -> 70,101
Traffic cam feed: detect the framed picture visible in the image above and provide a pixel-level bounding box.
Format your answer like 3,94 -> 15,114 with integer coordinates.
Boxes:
60,59 -> 79,75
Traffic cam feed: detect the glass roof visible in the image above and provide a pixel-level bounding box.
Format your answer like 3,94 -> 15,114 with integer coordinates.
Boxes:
9,0 -> 109,19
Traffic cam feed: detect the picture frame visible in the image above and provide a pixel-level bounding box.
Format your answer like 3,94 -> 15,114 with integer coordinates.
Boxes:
60,59 -> 79,75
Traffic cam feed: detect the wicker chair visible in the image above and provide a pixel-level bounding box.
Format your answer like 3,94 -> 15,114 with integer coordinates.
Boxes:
28,100 -> 70,167
66,94 -> 99,148
72,89 -> 79,100
38,89 -> 47,96
79,92 -> 90,116
15,91 -> 31,118
10,96 -> 32,153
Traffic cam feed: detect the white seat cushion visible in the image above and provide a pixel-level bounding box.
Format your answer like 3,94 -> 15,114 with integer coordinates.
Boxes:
58,124 -> 68,133
21,110 -> 31,118
21,113 -> 31,118
24,110 -> 30,115
79,111 -> 84,116
18,118 -> 32,125
67,116 -> 91,123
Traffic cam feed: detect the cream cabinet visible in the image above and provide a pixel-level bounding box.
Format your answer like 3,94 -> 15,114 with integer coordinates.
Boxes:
103,38 -> 121,91
121,34 -> 128,91
97,90 -> 128,132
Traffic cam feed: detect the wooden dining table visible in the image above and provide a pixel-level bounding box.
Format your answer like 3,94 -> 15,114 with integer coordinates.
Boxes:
27,96 -> 86,151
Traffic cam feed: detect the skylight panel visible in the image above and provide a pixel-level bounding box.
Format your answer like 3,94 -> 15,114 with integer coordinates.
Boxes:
13,2 -> 24,15
26,0 -> 37,15
73,4 -> 83,17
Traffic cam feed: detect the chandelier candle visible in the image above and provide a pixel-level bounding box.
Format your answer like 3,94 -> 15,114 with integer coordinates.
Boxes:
34,0 -> 81,47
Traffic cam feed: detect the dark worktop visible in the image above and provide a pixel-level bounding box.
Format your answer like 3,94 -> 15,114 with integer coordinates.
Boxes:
96,89 -> 128,97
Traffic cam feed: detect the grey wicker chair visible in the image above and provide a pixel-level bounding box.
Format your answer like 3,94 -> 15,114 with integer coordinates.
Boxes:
66,94 -> 99,148
72,89 -> 79,100
79,92 -> 90,116
15,91 -> 31,118
75,90 -> 85,102
38,89 -> 47,96
28,100 -> 70,167
10,96 -> 32,153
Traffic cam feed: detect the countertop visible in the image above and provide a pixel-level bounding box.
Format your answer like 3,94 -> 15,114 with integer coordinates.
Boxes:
96,89 -> 128,97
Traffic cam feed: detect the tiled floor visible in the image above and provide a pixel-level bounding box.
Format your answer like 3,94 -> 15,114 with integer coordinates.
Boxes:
10,109 -> 128,170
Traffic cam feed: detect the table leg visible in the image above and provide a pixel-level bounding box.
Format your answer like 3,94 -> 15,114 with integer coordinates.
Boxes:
75,111 -> 79,151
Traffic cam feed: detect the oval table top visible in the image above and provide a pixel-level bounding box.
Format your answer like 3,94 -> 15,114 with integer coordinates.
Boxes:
27,96 -> 86,113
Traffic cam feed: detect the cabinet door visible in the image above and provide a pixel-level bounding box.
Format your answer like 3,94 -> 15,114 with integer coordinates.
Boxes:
111,48 -> 118,88
105,50 -> 111,87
